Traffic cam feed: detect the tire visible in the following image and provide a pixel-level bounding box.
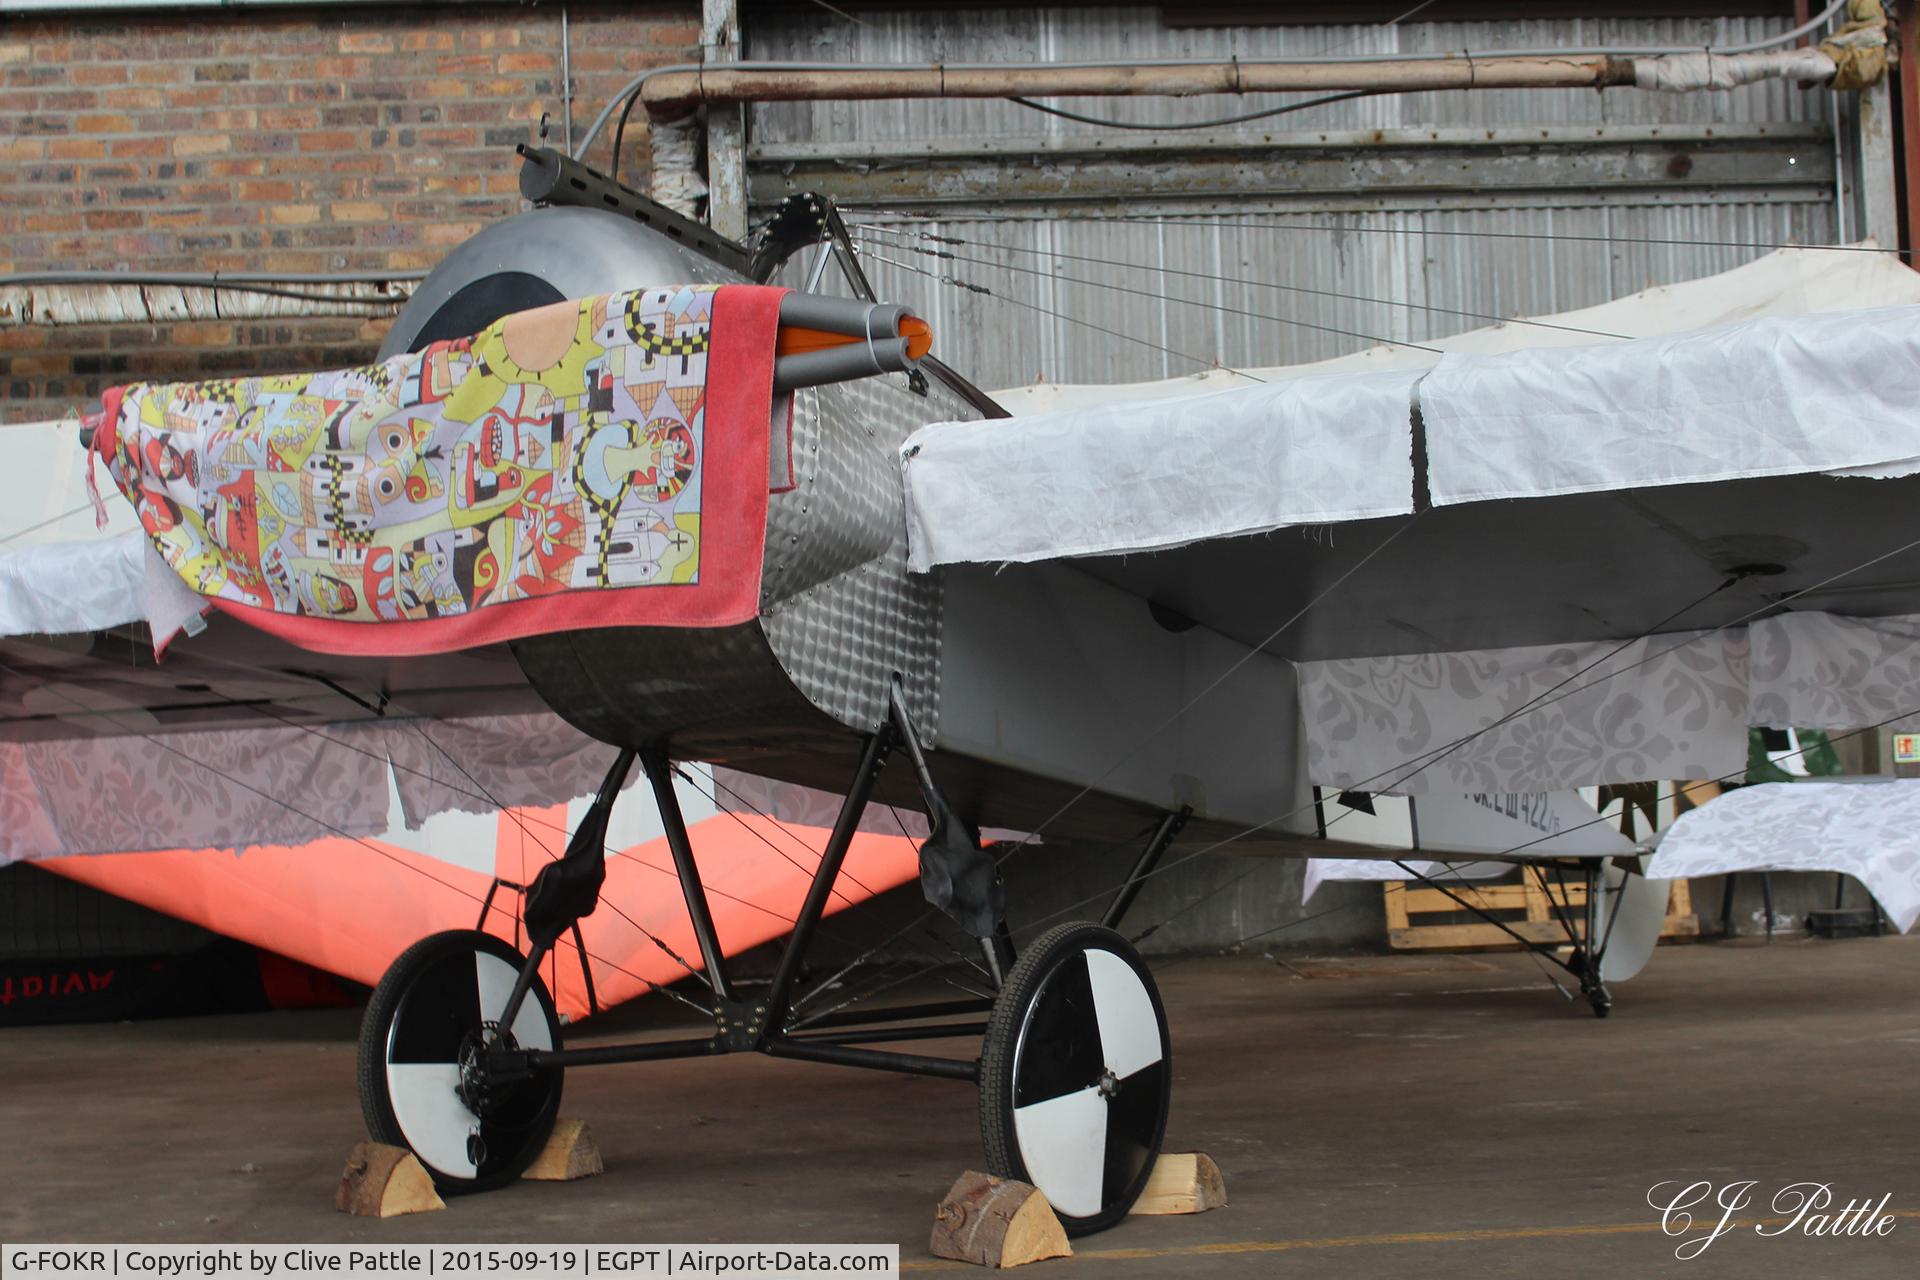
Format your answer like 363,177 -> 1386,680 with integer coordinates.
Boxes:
357,930 -> 564,1193
979,922 -> 1172,1236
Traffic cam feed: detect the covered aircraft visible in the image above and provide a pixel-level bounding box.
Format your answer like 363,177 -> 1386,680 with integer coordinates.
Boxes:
4,137 -> 1920,1234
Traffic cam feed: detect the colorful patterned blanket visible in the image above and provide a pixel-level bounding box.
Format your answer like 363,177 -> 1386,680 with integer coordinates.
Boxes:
95,284 -> 784,655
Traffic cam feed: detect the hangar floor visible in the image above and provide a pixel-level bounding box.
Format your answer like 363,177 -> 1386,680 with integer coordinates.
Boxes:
3,934 -> 1915,1278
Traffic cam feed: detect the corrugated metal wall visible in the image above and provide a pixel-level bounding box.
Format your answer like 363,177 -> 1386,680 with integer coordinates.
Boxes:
747,7 -> 1839,388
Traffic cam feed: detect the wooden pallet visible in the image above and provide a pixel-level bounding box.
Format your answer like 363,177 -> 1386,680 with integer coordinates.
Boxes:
1384,873 -> 1698,952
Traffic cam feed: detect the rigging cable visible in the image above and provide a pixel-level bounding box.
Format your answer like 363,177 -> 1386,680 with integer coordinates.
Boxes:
852,221 -> 1634,342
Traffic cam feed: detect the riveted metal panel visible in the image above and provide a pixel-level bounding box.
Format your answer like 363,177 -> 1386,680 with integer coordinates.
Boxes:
761,372 -> 965,742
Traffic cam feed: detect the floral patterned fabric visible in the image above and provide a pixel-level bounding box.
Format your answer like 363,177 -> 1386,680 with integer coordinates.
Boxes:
0,720 -> 393,862
0,710 -> 615,865
1299,611 -> 1920,796
1298,630 -> 1752,795
95,284 -> 784,656
1748,610 -> 1920,733
1650,780 -> 1920,932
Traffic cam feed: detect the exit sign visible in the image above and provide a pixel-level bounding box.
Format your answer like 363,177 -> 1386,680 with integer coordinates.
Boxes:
1896,734 -> 1920,764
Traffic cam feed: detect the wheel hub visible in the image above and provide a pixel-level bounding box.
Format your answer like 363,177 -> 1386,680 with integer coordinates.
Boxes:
456,1025 -> 517,1116
1096,1068 -> 1121,1099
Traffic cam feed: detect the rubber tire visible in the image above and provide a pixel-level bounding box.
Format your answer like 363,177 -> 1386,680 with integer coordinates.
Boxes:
357,929 -> 564,1194
979,921 -> 1172,1237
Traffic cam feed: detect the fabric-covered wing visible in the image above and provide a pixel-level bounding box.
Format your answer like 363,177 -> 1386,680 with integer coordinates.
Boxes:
902,302 -> 1920,833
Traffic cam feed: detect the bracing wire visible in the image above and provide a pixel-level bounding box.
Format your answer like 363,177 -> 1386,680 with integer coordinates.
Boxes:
936,212 -> 1914,261
126,639 -> 978,1007
1039,572 -> 1739,947
916,265 -> 1920,934
669,764 -> 998,983
787,817 -> 1162,1019
858,234 -> 1446,355
782,515 -> 1428,1015
853,222 -> 1635,342
1134,704 -> 1916,982
0,658 -> 712,1017
794,368 -> 1920,992
861,249 -> 1267,383
137,651 -> 723,997
0,505 -> 99,546
186,680 -> 804,931
675,763 -> 877,902
397,718 -> 718,992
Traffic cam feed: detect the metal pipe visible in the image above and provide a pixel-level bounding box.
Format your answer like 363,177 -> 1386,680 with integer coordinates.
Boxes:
577,5 -> 1855,153
1901,0 -> 1920,264
493,940 -> 553,1048
888,676 -> 939,808
527,1036 -> 726,1069
642,749 -> 735,1003
3,0 -> 531,10
777,294 -> 911,339
784,1022 -> 988,1046
640,57 -> 1635,114
762,1036 -> 979,1082
560,7 -> 573,155
4,281 -> 409,330
771,338 -> 913,394
797,997 -> 993,1030
762,728 -> 894,1023
1101,807 -> 1190,931
4,270 -> 425,286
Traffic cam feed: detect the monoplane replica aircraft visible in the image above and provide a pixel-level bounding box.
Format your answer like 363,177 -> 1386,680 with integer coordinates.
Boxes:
5,142 -> 1920,1233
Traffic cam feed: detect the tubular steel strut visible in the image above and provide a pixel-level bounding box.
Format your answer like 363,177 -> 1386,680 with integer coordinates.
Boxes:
494,719 -> 990,1082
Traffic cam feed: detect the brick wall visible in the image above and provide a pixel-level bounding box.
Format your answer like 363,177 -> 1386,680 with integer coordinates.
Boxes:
1,2 -> 700,422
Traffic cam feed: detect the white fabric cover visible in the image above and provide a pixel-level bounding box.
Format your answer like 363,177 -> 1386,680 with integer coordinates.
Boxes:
904,304 -> 1920,570
1649,780 -> 1920,933
1420,305 -> 1920,508
0,533 -> 207,649
991,246 -> 1920,417
1297,630 -> 1752,795
901,369 -> 1421,572
0,534 -> 145,636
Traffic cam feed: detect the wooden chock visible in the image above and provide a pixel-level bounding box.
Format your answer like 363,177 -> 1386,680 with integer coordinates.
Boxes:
1131,1151 -> 1228,1215
523,1118 -> 605,1181
928,1171 -> 1070,1269
335,1142 -> 445,1218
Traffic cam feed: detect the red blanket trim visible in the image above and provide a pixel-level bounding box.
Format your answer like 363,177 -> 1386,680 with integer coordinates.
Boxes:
102,284 -> 785,659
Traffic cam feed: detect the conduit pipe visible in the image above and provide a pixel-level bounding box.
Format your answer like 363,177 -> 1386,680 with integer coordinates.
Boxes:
2,278 -> 415,330
576,0 -> 1866,148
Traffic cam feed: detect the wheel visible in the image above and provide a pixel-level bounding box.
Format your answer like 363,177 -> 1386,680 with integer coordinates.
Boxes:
357,930 -> 564,1193
979,921 -> 1172,1236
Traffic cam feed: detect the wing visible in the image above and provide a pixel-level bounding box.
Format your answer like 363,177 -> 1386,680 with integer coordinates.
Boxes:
901,298 -> 1920,849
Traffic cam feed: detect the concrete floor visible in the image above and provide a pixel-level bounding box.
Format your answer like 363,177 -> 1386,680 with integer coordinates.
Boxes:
3,934 -> 1915,1278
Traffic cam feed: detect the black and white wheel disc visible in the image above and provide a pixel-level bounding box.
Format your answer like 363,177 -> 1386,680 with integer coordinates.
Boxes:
357,930 -> 563,1192
981,922 -> 1171,1235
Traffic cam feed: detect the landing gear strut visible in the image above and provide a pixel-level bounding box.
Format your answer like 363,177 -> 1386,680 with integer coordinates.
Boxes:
357,703 -> 1190,1230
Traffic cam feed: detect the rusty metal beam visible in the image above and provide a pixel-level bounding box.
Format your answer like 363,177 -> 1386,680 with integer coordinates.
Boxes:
748,124 -> 1833,212
641,56 -> 1636,114
1901,0 -> 1920,262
